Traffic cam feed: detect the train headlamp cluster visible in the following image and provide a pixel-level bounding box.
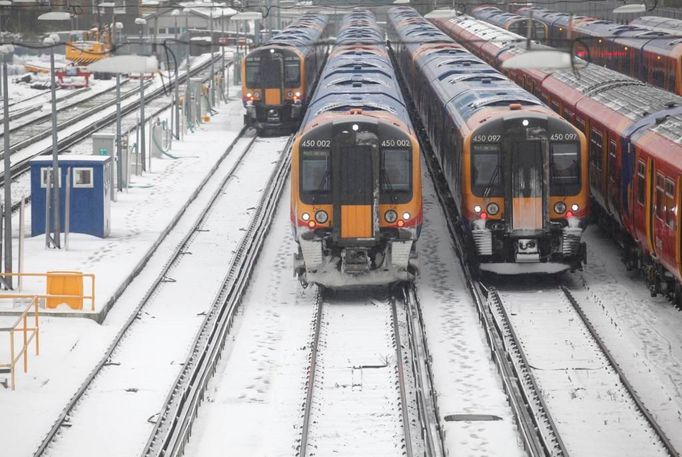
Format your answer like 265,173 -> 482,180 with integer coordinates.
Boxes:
486,203 -> 499,215
554,202 -> 580,217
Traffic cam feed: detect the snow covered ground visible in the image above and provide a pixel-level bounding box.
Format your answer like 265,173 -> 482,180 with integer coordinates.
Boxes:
0,81 -> 249,456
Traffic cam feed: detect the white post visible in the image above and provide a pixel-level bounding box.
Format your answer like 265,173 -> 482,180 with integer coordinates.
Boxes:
65,168 -> 70,250
18,198 -> 24,292
44,172 -> 51,249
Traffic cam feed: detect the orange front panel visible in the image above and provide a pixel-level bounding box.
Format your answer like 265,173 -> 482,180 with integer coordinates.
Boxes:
265,88 -> 281,105
512,197 -> 543,230
341,205 -> 372,239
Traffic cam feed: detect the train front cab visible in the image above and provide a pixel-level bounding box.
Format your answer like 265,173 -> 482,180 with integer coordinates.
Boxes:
242,46 -> 305,133
465,113 -> 588,273
291,116 -> 421,288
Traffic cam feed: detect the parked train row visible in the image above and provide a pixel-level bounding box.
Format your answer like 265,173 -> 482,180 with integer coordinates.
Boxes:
430,10 -> 682,301
470,5 -> 682,95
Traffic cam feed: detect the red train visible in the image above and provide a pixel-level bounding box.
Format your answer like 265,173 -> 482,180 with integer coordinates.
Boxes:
514,7 -> 682,95
431,13 -> 682,302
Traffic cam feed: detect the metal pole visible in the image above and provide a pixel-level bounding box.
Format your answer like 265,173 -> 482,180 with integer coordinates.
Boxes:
116,73 -> 122,190
50,47 -> 61,248
174,14 -> 180,138
2,54 -> 11,286
65,168 -> 70,250
277,0 -> 281,31
209,6 -> 215,107
139,27 -> 146,172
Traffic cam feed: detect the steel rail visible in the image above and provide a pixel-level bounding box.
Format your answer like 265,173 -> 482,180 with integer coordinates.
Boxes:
297,291 -> 323,457
391,290 -> 415,457
560,286 -> 680,457
142,136 -> 293,457
32,128 -> 253,457
401,284 -> 446,457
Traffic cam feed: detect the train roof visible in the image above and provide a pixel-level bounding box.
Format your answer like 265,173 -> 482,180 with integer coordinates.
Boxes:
302,9 -> 412,128
256,13 -> 328,54
440,12 -> 682,145
472,6 -> 530,27
631,16 -> 682,35
388,7 -> 543,126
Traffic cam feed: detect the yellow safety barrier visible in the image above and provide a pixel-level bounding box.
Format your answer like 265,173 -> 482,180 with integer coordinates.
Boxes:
0,296 -> 40,390
0,272 -> 96,311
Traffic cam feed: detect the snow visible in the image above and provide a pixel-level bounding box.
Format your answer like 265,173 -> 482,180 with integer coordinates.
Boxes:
0,79 -> 254,456
415,157 -> 527,457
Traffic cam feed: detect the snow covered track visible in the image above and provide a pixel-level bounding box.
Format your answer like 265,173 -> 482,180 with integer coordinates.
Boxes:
32,133 -> 290,457
489,284 -> 679,457
298,288 -> 422,457
142,135 -> 292,457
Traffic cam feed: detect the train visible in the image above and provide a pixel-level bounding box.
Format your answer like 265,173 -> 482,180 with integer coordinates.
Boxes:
387,6 -> 589,274
472,6 -> 547,41
430,11 -> 682,302
241,13 -> 329,134
290,9 -> 422,288
515,7 -> 682,95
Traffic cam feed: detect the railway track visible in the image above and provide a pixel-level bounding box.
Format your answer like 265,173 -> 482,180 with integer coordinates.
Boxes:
0,54 -> 223,188
33,133 -> 291,457
488,282 -> 679,457
297,288 -> 417,457
0,87 -> 89,126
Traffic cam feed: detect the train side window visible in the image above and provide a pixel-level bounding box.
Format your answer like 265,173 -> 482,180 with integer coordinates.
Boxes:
655,174 -> 666,220
608,140 -> 617,179
653,69 -> 665,89
665,178 -> 676,228
590,128 -> 603,171
637,161 -> 646,205
550,99 -> 560,114
563,108 -> 574,122
575,116 -> 586,134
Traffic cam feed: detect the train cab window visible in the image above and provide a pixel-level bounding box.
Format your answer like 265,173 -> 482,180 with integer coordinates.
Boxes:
653,69 -> 665,88
300,149 -> 331,204
284,56 -> 301,87
381,148 -> 412,203
655,174 -> 666,220
637,161 -> 646,205
245,56 -> 261,86
471,143 -> 502,197
550,142 -> 580,195
665,178 -> 676,228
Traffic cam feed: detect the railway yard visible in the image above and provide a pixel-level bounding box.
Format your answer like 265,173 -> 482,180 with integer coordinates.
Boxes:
1,2 -> 682,457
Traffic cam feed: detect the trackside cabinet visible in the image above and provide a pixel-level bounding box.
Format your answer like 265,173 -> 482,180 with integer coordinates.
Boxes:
30,155 -> 112,238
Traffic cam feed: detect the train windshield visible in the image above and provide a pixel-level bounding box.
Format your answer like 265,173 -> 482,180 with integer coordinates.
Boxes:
301,149 -> 331,204
550,142 -> 580,195
381,148 -> 412,203
471,144 -> 503,197
284,55 -> 301,87
245,56 -> 261,86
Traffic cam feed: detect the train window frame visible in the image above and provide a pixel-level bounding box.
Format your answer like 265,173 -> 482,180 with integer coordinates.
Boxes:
550,142 -> 581,196
665,178 -> 676,228
300,148 -> 332,205
575,116 -> 586,133
471,143 -> 503,198
637,161 -> 646,206
380,147 -> 412,204
608,140 -> 617,180
655,173 -> 666,221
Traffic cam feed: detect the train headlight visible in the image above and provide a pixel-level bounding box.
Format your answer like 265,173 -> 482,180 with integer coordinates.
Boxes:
486,203 -> 499,215
295,91 -> 301,97
253,91 -> 261,99
571,203 -> 579,212
315,210 -> 328,224
554,201 -> 566,214
287,91 -> 293,97
474,205 -> 482,213
301,212 -> 311,221
384,210 -> 398,223
402,212 -> 411,221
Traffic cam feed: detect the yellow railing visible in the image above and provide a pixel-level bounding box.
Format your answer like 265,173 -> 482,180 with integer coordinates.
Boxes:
0,272 -> 96,311
0,297 -> 40,390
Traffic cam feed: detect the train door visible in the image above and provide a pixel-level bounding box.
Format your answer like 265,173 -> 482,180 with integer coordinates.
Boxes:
507,140 -> 547,232
262,51 -> 284,106
331,129 -> 380,241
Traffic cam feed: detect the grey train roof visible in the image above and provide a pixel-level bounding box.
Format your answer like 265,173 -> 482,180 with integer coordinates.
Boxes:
302,9 -> 411,127
388,7 -> 542,126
